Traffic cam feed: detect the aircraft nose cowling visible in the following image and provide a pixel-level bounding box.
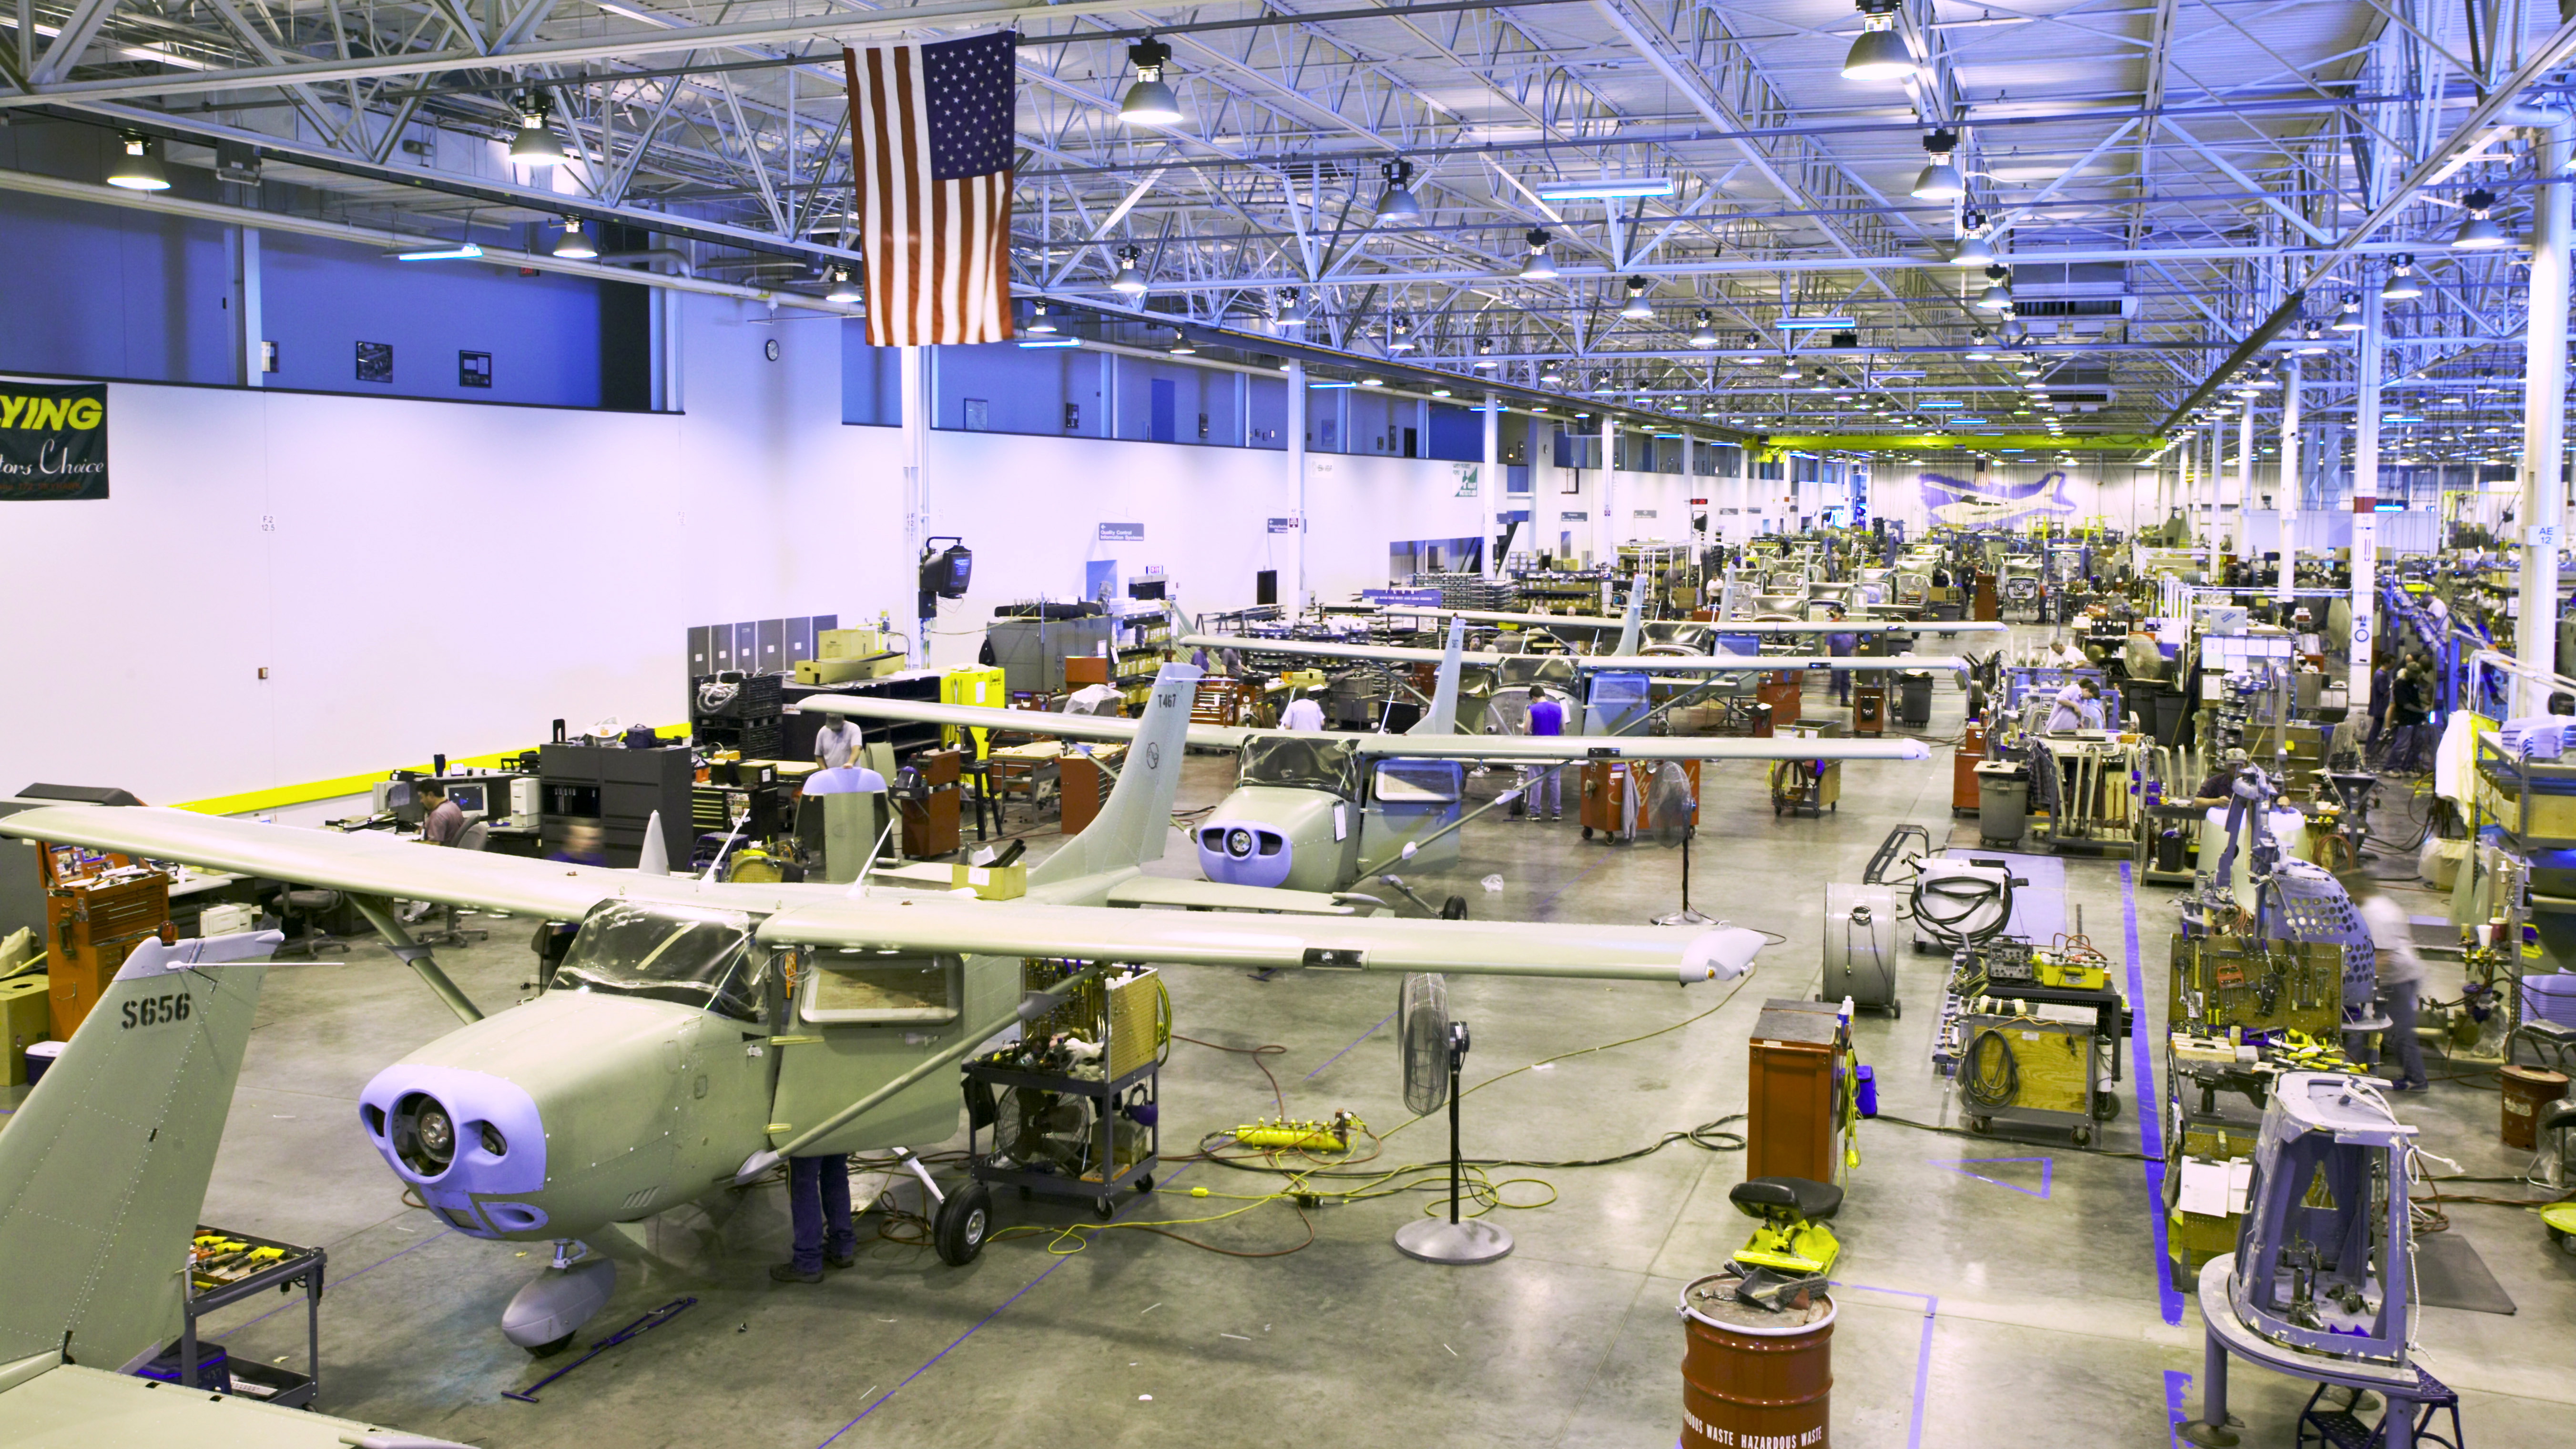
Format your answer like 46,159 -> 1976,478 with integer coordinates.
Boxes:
1195,820 -> 1293,888
358,1064 -> 548,1236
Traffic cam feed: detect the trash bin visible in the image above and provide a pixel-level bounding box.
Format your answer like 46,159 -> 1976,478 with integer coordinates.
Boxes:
1896,671 -> 1935,729
1975,762 -> 2028,847
2146,688 -> 2189,745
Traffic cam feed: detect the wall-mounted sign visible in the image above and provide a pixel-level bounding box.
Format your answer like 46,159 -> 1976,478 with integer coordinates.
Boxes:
355,340 -> 393,384
1632,509 -> 1657,520
1267,516 -> 1302,533
1559,510 -> 1588,522
1689,498 -> 1708,506
1098,522 -> 1145,541
0,382 -> 109,501
1453,462 -> 1480,497
1361,588 -> 1443,607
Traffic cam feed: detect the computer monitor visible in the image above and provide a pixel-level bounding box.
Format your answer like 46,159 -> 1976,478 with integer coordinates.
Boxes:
378,779 -> 415,813
442,782 -> 488,819
1128,578 -> 1167,601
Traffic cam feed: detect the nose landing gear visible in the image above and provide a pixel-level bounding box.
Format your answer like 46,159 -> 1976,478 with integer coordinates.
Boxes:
502,1240 -> 615,1357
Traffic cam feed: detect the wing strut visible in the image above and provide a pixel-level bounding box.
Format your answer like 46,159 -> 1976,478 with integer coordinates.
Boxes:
346,895 -> 484,1024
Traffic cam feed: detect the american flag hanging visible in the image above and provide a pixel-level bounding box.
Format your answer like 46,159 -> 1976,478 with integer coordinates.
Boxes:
843,31 -> 1017,347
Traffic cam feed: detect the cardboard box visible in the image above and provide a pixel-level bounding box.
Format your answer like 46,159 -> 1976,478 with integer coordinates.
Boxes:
796,657 -> 874,684
1,974 -> 49,1087
817,629 -> 882,660
948,863 -> 1027,900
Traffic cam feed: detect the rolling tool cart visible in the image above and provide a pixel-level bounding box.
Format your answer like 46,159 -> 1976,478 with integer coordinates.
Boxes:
963,963 -> 1166,1223
161,1225 -> 326,1406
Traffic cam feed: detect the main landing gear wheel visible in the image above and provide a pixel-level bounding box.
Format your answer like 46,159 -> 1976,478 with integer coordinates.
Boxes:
934,1181 -> 991,1265
1441,896 -> 1468,920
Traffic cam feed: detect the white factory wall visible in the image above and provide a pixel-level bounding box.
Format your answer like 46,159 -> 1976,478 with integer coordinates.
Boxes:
0,293 -> 906,806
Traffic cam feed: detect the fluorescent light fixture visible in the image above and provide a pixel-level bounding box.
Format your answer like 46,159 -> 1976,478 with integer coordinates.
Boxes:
107,133 -> 173,191
1872,368 -> 1927,380
1918,399 -> 1963,409
1431,388 -> 1452,398
1309,380 -> 1359,389
1534,177 -> 1673,201
1359,378 -> 1385,387
2381,413 -> 2423,424
1018,337 -> 1082,348
1954,416 -> 1989,424
1120,38 -> 1181,126
394,241 -> 485,261
1776,316 -> 1857,331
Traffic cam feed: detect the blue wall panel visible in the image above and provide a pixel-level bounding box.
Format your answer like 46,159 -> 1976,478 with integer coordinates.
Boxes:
841,323 -> 903,425
0,191 -> 234,385
259,232 -> 610,407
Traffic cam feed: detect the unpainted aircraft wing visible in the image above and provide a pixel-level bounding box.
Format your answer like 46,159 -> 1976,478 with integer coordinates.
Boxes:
793,694 -> 1251,752
1343,735 -> 1931,762
0,806 -> 620,918
755,892 -> 1761,984
1181,632 -> 1968,675
1103,876 -> 1361,915
1414,608 -> 2005,635
0,1359 -> 451,1449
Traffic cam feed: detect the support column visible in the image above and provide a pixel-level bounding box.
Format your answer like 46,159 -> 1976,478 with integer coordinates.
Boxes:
2279,358 -> 2301,605
1597,411 -> 1616,566
2202,425 -> 2219,580
1287,359 -> 1309,613
2516,112 -> 2573,703
2237,400 -> 2254,561
2352,282 -> 2385,686
1482,392 -> 1501,577
900,345 -> 929,660
229,226 -> 263,388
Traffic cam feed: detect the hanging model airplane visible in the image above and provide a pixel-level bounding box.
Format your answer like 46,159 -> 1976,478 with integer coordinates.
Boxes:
0,666 -> 1773,1359
1366,572 -> 2006,650
799,622 -> 1929,900
0,929 -> 475,1448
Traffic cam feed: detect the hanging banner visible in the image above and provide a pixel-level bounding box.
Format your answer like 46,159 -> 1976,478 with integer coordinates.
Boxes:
1917,467 -> 2073,527
0,383 -> 109,501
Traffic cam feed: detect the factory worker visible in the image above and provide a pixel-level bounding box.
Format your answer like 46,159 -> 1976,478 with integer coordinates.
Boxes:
2044,635 -> 2089,671
814,714 -> 865,770
1518,686 -> 1567,822
1280,688 -> 1326,732
2043,677 -> 2100,734
772,1148 -> 857,1284
803,761 -> 887,796
2344,874 -> 2429,1092
2188,749 -> 2252,810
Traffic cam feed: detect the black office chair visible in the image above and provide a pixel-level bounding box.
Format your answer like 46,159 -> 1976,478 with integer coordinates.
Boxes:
268,888 -> 350,958
416,822 -> 491,947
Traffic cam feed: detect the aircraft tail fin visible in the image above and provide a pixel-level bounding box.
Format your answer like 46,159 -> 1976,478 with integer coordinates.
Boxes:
636,810 -> 670,876
0,930 -> 280,1370
1406,617 -> 1466,736
1029,663 -> 1203,886
1613,571 -> 1645,657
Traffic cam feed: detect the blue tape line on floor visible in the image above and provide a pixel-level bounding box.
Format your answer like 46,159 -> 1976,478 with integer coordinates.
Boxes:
2165,1367 -> 2195,1447
1828,1282 -> 1938,1449
2121,861 -> 2183,1325
224,1225 -> 460,1334
1304,1009 -> 1395,1082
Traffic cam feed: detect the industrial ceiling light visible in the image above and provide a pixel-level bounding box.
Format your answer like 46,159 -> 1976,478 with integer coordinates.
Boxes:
1387,317 -> 1415,352
1951,215 -> 1995,269
1538,360 -> 1564,384
1520,228 -> 1558,280
1965,328 -> 1995,360
1688,310 -> 1719,348
2381,254 -> 2423,301
1359,377 -> 1384,387
824,265 -> 862,304
1169,328 -> 1197,356
2296,321 -> 2328,354
1120,38 -> 1181,125
2452,188 -> 2507,250
1375,158 -> 1423,223
1842,0 -> 1916,81
1026,301 -> 1058,335
553,217 -> 599,260
1619,276 -> 1653,321
1110,244 -> 1149,296
106,132 -> 171,191
1974,264 -> 2012,312
1273,286 -> 1304,328
1779,358 -> 1801,380
2331,293 -> 2363,331
1593,370 -> 1617,395
509,96 -> 567,166
1473,336 -> 1497,368
2014,355 -> 2041,377
1912,129 -> 1965,201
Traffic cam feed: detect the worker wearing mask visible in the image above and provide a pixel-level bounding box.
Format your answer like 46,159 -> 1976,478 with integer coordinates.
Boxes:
2346,875 -> 2430,1092
1519,686 -> 1567,822
814,714 -> 865,770
2044,677 -> 2101,734
1280,688 -> 1326,732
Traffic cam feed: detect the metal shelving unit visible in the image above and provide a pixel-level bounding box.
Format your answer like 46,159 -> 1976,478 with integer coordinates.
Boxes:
175,1224 -> 326,1408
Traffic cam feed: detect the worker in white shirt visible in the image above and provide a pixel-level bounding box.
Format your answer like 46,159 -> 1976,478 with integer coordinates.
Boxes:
813,715 -> 864,769
2044,677 -> 2101,733
1280,688 -> 1326,732
2044,635 -> 2090,671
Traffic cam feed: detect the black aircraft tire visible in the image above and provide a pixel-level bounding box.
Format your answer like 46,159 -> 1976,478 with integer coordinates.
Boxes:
935,1182 -> 993,1265
1441,895 -> 1468,920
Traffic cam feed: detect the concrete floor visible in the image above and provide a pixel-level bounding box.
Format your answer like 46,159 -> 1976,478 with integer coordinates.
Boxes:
15,637 -> 2575,1447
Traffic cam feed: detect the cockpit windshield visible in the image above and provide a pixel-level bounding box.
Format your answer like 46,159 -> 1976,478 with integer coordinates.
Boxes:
1237,735 -> 1359,798
552,902 -> 764,1021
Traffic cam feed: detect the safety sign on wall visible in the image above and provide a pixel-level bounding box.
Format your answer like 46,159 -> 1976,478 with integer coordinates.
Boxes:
0,382 -> 109,501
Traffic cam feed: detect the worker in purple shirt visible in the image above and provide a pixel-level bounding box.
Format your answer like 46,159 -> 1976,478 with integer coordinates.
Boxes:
1521,686 -> 1567,822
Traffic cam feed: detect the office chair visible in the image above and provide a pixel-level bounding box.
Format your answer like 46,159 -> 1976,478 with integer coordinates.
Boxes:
414,822 -> 491,948
268,888 -> 351,958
